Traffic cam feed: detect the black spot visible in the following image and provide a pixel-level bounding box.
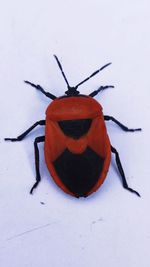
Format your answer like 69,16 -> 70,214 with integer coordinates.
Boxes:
58,119 -> 92,139
53,147 -> 104,197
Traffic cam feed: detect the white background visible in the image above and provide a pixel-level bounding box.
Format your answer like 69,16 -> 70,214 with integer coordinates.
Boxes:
0,1 -> 150,266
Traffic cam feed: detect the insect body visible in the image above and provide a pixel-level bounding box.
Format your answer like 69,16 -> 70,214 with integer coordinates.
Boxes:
5,55 -> 141,197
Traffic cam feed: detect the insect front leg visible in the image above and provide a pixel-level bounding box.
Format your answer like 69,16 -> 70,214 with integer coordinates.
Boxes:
104,115 -> 141,132
30,135 -> 45,194
5,120 -> 45,142
111,145 -> 140,197
24,81 -> 57,100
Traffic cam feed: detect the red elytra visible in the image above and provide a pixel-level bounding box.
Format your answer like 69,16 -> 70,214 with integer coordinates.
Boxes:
5,55 -> 141,198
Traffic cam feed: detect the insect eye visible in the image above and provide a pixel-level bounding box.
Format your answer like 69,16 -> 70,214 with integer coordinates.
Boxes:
58,119 -> 92,139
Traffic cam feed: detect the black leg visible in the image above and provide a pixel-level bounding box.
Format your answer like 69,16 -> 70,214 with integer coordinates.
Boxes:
111,145 -> 140,197
5,120 -> 45,142
104,115 -> 141,132
89,85 -> 114,97
30,135 -> 45,194
24,80 -> 57,100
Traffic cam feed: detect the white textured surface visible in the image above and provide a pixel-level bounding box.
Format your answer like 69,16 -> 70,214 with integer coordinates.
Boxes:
0,1 -> 150,266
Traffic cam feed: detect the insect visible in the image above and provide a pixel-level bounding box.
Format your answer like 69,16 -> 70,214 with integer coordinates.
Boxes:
5,55 -> 141,197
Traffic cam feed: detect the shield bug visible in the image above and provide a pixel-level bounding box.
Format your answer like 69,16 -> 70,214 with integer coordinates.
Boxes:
5,55 -> 141,197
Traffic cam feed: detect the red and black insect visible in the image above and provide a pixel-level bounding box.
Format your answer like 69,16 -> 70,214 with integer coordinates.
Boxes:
5,55 -> 141,197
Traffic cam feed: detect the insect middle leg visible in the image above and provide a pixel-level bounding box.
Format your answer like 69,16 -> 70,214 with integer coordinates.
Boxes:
111,145 -> 140,197
30,135 -> 45,194
5,120 -> 45,141
104,115 -> 141,132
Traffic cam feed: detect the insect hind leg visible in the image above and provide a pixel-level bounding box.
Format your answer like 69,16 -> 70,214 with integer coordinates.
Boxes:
30,135 -> 45,194
111,145 -> 140,197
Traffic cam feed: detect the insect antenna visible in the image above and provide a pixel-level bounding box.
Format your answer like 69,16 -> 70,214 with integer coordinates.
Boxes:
74,62 -> 112,89
54,55 -> 70,88
54,55 -> 80,96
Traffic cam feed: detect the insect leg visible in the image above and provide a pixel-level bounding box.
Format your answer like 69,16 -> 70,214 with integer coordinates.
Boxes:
111,145 -> 140,197
30,135 -> 45,194
104,116 -> 141,132
89,85 -> 114,97
24,81 -> 57,100
5,120 -> 45,141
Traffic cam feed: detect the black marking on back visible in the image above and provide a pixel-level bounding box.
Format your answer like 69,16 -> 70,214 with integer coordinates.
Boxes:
58,119 -> 92,139
53,147 -> 104,197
